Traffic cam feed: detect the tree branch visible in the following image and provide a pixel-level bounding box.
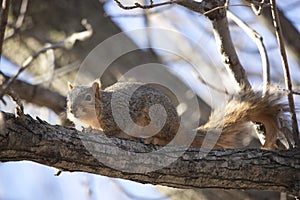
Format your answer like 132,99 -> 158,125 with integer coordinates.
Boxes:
227,11 -> 270,95
211,16 -> 251,92
0,19 -> 93,100
177,0 -> 252,92
0,73 -> 66,115
0,112 -> 299,196
269,0 -> 299,147
257,1 -> 300,66
113,0 -> 178,10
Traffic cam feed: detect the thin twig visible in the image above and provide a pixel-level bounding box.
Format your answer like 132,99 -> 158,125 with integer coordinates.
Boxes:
201,2 -> 269,17
15,0 -> 28,28
105,6 -> 172,18
227,11 -> 270,95
243,0 -> 269,7
113,0 -> 178,10
277,87 -> 300,96
0,19 -> 93,99
44,43 -> 55,87
270,0 -> 299,147
250,0 -> 266,15
112,0 -> 268,19
6,88 -> 25,121
4,0 -> 28,40
202,4 -> 251,16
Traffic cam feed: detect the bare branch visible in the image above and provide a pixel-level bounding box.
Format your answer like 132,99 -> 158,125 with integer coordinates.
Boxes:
250,1 -> 300,66
202,4 -> 250,16
0,73 -> 66,115
15,0 -> 28,28
243,0 -> 269,7
227,11 -> 270,95
248,0 -> 270,15
113,0 -> 177,10
0,19 -> 93,100
212,17 -> 251,92
270,0 -> 299,147
105,6 -> 172,18
4,0 -> 28,40
5,88 -> 25,121
175,0 -> 252,92
0,112 -> 299,196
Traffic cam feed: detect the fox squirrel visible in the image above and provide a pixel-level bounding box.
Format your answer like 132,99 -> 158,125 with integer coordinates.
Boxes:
67,80 -> 290,149
67,80 -> 180,145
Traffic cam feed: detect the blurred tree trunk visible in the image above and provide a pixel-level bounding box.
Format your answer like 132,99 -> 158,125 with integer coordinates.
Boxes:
5,0 -> 161,90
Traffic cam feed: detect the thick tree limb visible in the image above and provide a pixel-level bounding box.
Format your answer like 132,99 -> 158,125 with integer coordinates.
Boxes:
0,112 -> 299,196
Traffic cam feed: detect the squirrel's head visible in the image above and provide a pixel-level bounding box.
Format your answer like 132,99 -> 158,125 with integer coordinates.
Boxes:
66,80 -> 101,129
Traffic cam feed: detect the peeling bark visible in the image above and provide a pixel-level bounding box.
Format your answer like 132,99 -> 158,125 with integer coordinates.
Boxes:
0,112 -> 299,196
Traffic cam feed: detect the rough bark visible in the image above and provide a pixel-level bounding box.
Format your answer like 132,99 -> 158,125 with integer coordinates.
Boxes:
1,112 -> 299,196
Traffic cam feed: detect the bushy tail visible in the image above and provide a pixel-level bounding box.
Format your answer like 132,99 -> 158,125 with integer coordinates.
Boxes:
196,90 -> 291,149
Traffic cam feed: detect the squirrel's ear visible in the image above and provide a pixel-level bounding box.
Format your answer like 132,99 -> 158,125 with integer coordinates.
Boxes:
67,82 -> 73,90
92,80 -> 101,99
92,80 -> 101,92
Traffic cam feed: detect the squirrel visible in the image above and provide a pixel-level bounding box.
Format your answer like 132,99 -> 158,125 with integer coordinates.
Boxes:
67,80 -> 180,145
67,80 -> 290,150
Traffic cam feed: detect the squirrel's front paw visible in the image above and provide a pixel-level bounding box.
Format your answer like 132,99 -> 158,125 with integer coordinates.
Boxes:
141,137 -> 155,145
143,137 -> 162,145
82,126 -> 94,133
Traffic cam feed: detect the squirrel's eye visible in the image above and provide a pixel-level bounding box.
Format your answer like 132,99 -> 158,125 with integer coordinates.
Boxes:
85,94 -> 92,101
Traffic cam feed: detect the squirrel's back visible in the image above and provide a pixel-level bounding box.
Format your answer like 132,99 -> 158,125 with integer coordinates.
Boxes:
99,82 -> 180,144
